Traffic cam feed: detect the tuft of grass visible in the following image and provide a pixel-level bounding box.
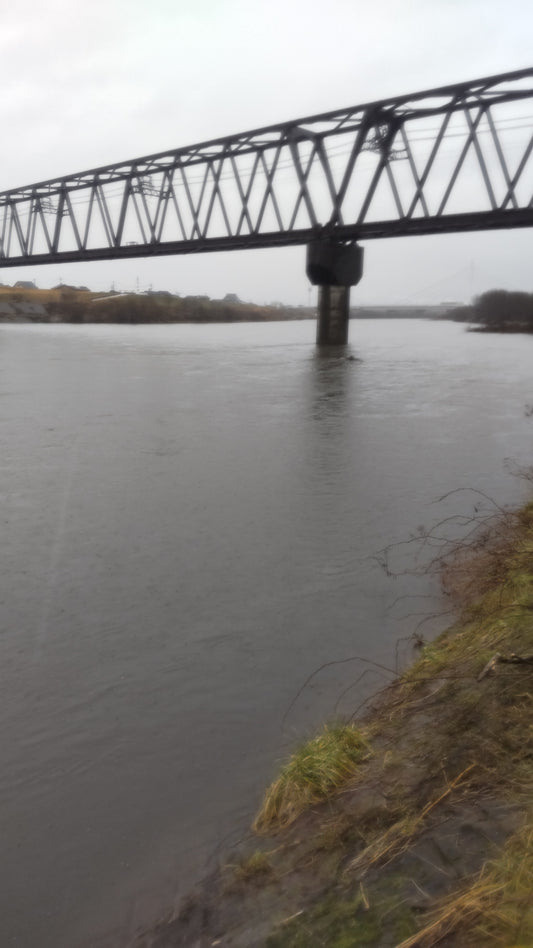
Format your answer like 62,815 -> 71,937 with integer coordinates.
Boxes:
254,724 -> 370,833
231,850 -> 274,885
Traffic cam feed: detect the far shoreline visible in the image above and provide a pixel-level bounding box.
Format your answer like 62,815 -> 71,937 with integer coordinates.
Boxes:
0,284 -> 452,326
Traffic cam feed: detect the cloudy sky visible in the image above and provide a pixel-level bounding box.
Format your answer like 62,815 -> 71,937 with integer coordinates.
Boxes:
0,0 -> 532,304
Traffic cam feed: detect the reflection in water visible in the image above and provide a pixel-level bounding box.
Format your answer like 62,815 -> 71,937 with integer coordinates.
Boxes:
310,351 -> 353,421
306,352 -> 356,485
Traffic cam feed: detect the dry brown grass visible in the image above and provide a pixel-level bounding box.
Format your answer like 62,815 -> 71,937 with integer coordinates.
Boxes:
347,764 -> 477,877
0,286 -> 93,304
398,812 -> 533,947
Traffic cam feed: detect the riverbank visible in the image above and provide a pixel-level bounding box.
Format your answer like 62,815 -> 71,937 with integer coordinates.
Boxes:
0,286 -> 448,325
0,286 -> 313,324
134,495 -> 533,947
447,289 -> 533,332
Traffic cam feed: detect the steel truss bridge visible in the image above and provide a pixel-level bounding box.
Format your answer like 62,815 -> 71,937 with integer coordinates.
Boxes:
1,67 -> 533,268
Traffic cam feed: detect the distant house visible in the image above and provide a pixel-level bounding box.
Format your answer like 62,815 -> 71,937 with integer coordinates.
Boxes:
14,280 -> 37,290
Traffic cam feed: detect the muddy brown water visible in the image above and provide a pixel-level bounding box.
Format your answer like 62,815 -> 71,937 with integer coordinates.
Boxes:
1,319 -> 532,947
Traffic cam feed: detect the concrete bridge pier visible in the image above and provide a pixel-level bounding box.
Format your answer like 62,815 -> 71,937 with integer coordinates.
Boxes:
316,285 -> 350,345
306,239 -> 364,345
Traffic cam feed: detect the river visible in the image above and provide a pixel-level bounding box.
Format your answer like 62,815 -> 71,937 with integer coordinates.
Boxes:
1,318 -> 532,947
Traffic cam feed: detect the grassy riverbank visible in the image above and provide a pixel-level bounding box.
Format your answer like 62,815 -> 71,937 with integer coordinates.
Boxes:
136,493 -> 533,947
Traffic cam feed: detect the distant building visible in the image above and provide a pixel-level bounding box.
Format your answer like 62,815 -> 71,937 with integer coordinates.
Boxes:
14,280 -> 37,290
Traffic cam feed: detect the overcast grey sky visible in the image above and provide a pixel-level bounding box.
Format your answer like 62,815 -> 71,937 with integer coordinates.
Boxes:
0,0 -> 532,304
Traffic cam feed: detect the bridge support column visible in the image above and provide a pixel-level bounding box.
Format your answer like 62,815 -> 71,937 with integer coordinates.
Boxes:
316,285 -> 351,345
306,239 -> 364,346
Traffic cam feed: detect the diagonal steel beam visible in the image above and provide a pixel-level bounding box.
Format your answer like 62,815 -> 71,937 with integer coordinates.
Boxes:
436,107 -> 485,216
485,106 -> 518,211
287,134 -> 319,230
254,147 -> 284,233
464,107 -> 496,210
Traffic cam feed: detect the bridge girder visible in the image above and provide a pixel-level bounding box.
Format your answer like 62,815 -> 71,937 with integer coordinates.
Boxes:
0,67 -> 532,267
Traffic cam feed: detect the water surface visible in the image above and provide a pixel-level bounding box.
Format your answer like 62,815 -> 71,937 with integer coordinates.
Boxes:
1,319 -> 532,946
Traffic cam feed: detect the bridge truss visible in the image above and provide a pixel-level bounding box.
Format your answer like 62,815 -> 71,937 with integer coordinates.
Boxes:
1,67 -> 533,267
